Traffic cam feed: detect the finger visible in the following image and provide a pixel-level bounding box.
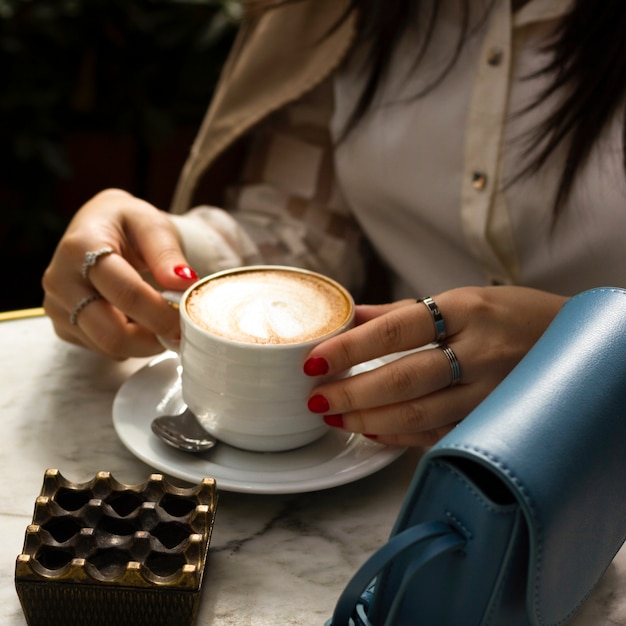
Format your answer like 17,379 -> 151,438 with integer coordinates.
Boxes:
120,207 -> 198,289
41,190 -> 195,358
369,424 -> 458,448
309,345 -> 462,416
43,292 -> 104,354
65,190 -> 197,290
45,284 -> 166,359
341,383 -> 481,436
45,243 -> 177,358
309,297 -> 455,376
324,380 -> 489,446
353,300 -> 415,325
75,299 -> 169,358
87,253 -> 182,346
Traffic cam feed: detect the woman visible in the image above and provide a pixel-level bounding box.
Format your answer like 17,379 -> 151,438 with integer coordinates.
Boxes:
42,0 -> 626,447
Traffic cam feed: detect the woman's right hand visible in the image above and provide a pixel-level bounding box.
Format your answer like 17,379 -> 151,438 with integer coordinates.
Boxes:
42,188 -> 199,359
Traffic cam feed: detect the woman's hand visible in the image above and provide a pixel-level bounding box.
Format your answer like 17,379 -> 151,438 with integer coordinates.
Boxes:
42,188 -> 198,359
304,286 -> 567,447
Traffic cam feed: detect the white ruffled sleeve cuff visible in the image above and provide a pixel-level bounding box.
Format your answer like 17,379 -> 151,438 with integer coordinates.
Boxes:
169,206 -> 261,279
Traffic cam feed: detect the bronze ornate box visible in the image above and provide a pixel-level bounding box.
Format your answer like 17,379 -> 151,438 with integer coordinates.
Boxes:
15,469 -> 217,626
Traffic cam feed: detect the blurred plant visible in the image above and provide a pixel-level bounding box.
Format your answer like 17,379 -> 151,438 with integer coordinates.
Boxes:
0,0 -> 240,257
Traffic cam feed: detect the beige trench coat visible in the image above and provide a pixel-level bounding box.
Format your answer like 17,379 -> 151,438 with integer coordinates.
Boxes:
170,0 -> 355,216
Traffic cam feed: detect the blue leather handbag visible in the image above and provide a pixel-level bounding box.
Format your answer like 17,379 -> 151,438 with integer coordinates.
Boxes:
327,287 -> 626,626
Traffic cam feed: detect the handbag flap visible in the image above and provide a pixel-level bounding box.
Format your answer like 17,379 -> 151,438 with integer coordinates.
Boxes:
369,458 -> 524,625
417,288 -> 626,625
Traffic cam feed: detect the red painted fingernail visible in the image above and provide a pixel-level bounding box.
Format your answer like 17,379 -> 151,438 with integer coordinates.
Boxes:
303,356 -> 329,376
323,414 -> 344,428
363,434 -> 378,440
308,394 -> 330,413
174,264 -> 198,281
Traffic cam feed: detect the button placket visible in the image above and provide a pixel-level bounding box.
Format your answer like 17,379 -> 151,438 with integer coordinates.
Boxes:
472,172 -> 488,190
461,1 -> 516,282
487,47 -> 504,66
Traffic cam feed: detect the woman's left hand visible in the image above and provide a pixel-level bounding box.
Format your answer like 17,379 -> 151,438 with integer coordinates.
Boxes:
304,286 -> 567,448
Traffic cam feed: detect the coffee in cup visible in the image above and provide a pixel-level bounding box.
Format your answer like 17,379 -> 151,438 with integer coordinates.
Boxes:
185,267 -> 351,345
177,265 -> 355,452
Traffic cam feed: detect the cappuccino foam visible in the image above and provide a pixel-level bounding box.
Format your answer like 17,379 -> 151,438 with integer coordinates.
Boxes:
186,269 -> 352,344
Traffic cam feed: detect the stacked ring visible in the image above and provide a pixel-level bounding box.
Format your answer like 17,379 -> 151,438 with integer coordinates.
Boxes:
81,247 -> 114,280
418,296 -> 446,343
70,294 -> 102,326
439,344 -> 462,387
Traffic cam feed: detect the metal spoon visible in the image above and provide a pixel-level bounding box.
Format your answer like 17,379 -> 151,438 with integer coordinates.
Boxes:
151,408 -> 217,452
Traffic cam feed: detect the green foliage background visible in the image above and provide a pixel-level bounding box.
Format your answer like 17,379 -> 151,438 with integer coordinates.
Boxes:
0,0 -> 240,309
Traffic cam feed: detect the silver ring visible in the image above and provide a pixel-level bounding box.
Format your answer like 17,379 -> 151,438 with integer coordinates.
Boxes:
439,344 -> 461,387
418,296 -> 446,343
70,294 -> 102,326
81,247 -> 114,280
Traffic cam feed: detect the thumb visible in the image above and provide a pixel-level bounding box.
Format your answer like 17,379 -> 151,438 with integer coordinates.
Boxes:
355,299 -> 416,325
127,210 -> 199,290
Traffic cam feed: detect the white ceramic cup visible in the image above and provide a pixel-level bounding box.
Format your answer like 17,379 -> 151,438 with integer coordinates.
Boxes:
171,265 -> 355,452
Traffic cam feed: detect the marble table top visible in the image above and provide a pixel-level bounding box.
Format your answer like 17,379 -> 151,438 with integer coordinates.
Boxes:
0,312 -> 624,625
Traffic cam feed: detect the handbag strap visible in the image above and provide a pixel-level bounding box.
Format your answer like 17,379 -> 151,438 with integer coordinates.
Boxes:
330,521 -> 465,626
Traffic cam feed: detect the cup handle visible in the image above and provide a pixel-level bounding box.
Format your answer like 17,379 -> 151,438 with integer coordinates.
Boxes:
161,290 -> 184,310
158,290 -> 184,352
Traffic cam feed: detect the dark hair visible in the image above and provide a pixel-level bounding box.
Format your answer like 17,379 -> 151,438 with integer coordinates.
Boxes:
248,0 -> 626,211
516,0 -> 626,209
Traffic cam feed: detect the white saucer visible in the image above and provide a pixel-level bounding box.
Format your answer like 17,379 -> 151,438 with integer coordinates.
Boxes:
112,352 -> 406,494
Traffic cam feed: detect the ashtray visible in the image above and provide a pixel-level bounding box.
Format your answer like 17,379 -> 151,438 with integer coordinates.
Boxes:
15,469 -> 217,626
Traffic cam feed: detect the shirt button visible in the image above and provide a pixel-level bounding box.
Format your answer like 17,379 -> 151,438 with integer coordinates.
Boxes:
472,171 -> 488,190
487,47 -> 503,66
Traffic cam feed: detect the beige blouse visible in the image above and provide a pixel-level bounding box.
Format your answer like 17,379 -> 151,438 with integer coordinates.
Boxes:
171,0 -> 626,300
